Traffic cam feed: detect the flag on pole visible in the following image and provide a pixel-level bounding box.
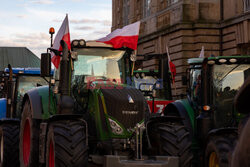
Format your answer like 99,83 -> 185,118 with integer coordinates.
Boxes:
166,47 -> 176,84
199,46 -> 204,58
97,21 -> 140,50
51,15 -> 71,69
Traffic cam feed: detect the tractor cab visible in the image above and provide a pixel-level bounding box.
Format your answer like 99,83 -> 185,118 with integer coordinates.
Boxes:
186,56 -> 250,128
70,41 -> 129,89
131,54 -> 173,113
167,55 -> 250,166
1,67 -> 53,118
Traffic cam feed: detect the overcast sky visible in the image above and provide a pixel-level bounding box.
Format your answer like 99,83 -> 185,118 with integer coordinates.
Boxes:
0,0 -> 112,57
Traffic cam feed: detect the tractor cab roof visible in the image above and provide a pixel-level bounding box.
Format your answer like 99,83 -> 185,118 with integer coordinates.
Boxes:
188,55 -> 250,65
85,41 -> 113,48
71,39 -> 128,51
4,68 -> 54,75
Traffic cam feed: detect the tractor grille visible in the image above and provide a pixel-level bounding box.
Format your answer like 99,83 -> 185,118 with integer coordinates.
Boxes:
101,87 -> 144,129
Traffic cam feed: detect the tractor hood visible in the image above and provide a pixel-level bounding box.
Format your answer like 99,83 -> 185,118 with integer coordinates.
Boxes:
89,81 -> 145,129
100,85 -> 145,129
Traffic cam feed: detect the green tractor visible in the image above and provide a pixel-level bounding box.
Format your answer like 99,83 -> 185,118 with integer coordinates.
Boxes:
163,56 -> 250,166
19,38 -> 192,167
0,66 -> 52,167
231,76 -> 250,167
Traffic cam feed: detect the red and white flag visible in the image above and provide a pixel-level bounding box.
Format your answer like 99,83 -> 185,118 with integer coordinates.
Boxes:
51,15 -> 71,69
97,21 -> 140,50
166,47 -> 176,84
199,46 -> 204,58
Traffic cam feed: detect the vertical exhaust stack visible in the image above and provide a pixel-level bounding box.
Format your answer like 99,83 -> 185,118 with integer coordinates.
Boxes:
59,40 -> 70,96
58,40 -> 74,114
6,64 -> 13,118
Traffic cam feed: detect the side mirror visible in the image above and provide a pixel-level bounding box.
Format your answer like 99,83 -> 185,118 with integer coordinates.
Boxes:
182,75 -> 187,85
41,53 -> 51,77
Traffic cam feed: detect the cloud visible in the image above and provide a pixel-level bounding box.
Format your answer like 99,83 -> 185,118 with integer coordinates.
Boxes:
26,8 -> 64,22
70,18 -> 100,24
29,0 -> 55,5
69,18 -> 111,27
16,15 -> 27,19
0,32 -> 50,57
87,2 -> 111,9
74,26 -> 95,31
71,0 -> 85,2
93,29 -> 111,35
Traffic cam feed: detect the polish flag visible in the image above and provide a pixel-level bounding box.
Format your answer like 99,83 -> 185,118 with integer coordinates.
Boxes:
51,15 -> 71,69
166,47 -> 176,84
97,21 -> 140,50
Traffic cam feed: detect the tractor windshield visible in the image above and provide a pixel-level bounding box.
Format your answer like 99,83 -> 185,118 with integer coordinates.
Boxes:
213,64 -> 250,97
16,76 -> 48,114
73,48 -> 125,83
212,63 -> 250,126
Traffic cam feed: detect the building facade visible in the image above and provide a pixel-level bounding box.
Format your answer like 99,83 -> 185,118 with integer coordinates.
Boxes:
112,0 -> 250,97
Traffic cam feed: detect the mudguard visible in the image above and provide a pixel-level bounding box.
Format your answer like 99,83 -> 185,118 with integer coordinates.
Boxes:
208,127 -> 237,137
22,86 -> 56,119
0,118 -> 19,125
22,89 -> 43,119
163,99 -> 194,135
0,98 -> 7,119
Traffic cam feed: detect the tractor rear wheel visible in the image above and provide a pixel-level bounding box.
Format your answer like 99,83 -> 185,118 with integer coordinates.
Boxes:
0,123 -> 20,167
46,120 -> 88,167
205,134 -> 237,167
19,100 -> 40,167
148,122 -> 193,167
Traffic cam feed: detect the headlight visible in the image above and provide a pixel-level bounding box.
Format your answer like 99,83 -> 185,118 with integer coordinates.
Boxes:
79,39 -> 86,46
72,40 -> 79,47
108,118 -> 124,135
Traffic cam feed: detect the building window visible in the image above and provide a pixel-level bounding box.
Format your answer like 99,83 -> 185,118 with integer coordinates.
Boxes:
167,0 -> 179,6
244,0 -> 250,12
143,0 -> 151,18
123,0 -> 130,26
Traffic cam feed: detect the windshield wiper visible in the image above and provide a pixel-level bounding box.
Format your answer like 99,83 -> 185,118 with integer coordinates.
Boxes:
218,63 -> 241,83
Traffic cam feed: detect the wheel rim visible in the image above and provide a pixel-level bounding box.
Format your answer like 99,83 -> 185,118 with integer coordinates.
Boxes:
0,134 -> 3,163
209,152 -> 219,167
49,140 -> 54,167
23,119 -> 31,166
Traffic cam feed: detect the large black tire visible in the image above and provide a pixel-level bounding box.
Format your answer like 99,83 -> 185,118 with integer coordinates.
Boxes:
0,123 -> 20,167
205,134 -> 237,167
148,122 -> 193,167
231,117 -> 250,167
19,100 -> 40,167
46,120 -> 88,167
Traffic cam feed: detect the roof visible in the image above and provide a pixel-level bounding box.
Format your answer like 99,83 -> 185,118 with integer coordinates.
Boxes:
4,68 -> 54,75
188,55 -> 250,65
86,40 -> 113,47
0,47 -> 40,71
187,58 -> 204,65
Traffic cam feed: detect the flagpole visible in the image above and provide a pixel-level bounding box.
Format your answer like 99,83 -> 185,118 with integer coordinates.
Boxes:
131,50 -> 137,76
166,47 -> 176,96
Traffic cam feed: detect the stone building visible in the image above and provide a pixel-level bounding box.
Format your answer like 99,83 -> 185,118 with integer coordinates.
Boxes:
112,0 -> 250,97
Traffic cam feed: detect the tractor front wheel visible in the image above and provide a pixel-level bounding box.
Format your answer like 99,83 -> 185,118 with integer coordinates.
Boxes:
205,134 -> 237,167
0,123 -> 20,167
46,120 -> 88,167
19,100 -> 40,167
148,121 -> 193,167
